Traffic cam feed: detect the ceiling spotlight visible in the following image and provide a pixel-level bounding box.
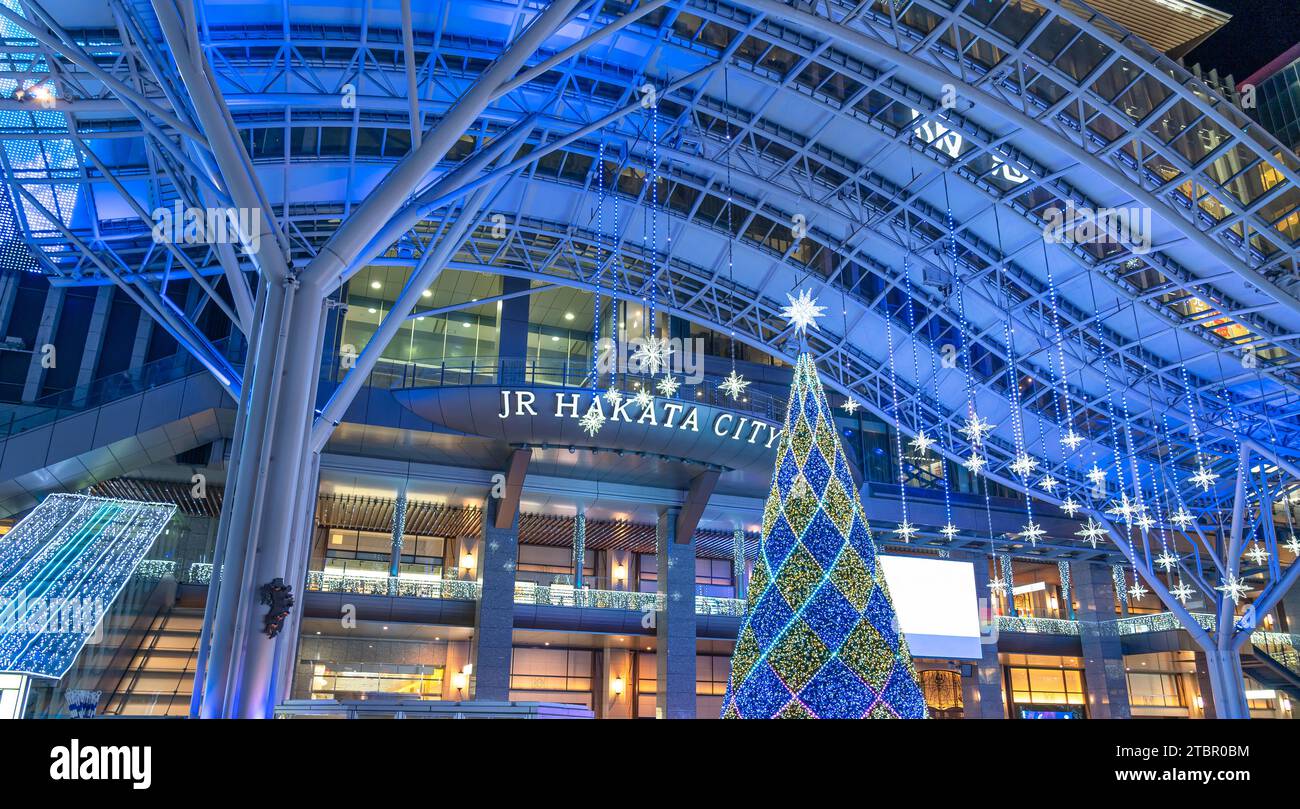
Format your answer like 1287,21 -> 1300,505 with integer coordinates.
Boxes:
422,289 -> 431,297
370,280 -> 381,290
564,312 -> 574,320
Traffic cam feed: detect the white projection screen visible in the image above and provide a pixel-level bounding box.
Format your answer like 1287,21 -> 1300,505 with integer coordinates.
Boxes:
878,555 -> 982,659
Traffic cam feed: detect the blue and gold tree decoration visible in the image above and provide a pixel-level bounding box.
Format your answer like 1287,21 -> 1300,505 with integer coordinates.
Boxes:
721,292 -> 927,718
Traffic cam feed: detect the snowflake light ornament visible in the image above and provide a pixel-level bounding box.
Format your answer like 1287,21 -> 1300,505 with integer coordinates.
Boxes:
1060,430 -> 1084,451
964,453 -> 986,475
1215,575 -> 1251,605
579,404 -> 606,437
1128,581 -> 1149,602
1245,543 -> 1270,566
656,374 -> 680,397
1076,518 -> 1107,548
1085,464 -> 1108,490
1169,508 -> 1195,530
1009,453 -> 1038,478
959,413 -> 995,446
1189,465 -> 1218,491
633,389 -> 654,410
780,288 -> 827,335
987,576 -> 1007,596
603,387 -> 624,406
841,396 -> 861,415
1038,474 -> 1059,493
631,335 -> 673,375
1059,496 -> 1081,517
1285,535 -> 1300,556
719,369 -> 750,400
1155,551 -> 1179,572
1169,580 -> 1195,604
1017,521 -> 1046,546
939,523 -> 960,542
909,430 -> 935,455
893,521 -> 918,543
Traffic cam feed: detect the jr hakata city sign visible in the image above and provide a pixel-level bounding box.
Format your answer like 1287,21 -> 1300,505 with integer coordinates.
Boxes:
391,385 -> 784,472
497,390 -> 783,449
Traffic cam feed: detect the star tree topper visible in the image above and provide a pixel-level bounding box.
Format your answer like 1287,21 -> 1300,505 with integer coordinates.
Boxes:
781,288 -> 827,336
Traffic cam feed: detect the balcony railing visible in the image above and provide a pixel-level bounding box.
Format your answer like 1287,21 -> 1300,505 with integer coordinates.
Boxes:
513,581 -> 661,611
994,615 -> 1081,636
305,571 -> 482,601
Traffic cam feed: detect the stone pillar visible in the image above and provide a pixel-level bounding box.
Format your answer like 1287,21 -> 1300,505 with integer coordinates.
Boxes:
22,285 -> 62,401
498,276 -> 530,385
1072,561 -> 1131,718
961,553 -> 1006,718
1191,651 -> 1216,719
472,497 -> 519,701
655,507 -> 696,719
74,286 -> 113,399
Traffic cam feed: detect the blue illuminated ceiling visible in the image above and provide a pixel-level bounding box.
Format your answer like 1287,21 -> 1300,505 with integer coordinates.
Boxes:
2,0 -> 1300,514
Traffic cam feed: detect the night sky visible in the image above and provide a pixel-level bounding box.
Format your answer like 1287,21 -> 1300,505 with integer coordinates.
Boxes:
1184,0 -> 1300,81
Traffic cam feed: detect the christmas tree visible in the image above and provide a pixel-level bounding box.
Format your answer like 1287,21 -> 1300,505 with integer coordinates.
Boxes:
721,351 -> 928,718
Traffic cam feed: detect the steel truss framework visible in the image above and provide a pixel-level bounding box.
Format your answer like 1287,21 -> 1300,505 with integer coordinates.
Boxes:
1,0 -> 1299,717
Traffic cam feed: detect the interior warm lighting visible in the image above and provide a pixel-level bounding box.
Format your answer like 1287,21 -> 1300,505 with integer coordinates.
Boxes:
612,562 -> 627,582
451,672 -> 467,693
460,553 -> 475,569
611,675 -> 625,696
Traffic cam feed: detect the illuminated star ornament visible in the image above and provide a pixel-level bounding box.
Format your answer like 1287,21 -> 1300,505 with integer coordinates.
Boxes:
780,287 -> 827,335
579,404 -> 606,437
1170,580 -> 1195,604
1189,465 -> 1218,491
1127,581 -> 1149,602
939,523 -> 960,542
1215,575 -> 1251,605
1134,514 -> 1155,532
841,396 -> 861,414
1060,429 -> 1084,451
602,387 -> 624,406
987,576 -> 1007,596
633,389 -> 654,410
1170,508 -> 1195,530
959,413 -> 995,446
656,374 -> 680,397
1009,452 -> 1038,478
1076,518 -> 1107,548
1245,543 -> 1270,566
893,520 -> 918,543
1017,521 -> 1046,546
631,335 -> 673,375
1038,474 -> 1059,493
1059,496 -> 1081,517
1085,464 -> 1108,490
909,430 -> 935,455
719,369 -> 750,400
964,453 -> 986,475
1285,535 -> 1300,556
1155,551 -> 1179,572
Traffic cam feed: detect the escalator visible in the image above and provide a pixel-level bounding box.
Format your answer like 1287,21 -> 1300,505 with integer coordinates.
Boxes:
1244,635 -> 1300,702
